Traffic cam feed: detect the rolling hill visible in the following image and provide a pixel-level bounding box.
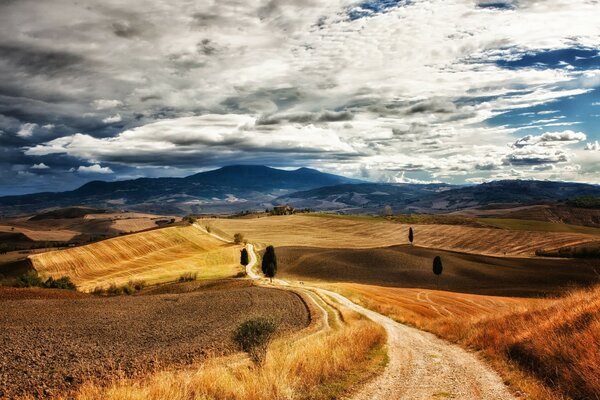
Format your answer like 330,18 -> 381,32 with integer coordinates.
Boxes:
29,224 -> 242,291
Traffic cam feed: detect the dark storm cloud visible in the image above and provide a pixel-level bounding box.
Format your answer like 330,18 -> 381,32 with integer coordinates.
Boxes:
0,43 -> 86,77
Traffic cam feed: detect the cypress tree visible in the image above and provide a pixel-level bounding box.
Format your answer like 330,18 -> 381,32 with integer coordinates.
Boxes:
261,245 -> 277,281
240,248 -> 249,266
433,256 -> 443,276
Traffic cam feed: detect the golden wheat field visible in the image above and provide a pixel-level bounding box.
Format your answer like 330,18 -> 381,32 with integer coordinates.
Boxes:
29,225 -> 242,291
205,215 -> 599,256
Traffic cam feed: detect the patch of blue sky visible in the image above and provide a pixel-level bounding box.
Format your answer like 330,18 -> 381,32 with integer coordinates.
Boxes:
476,1 -> 516,10
486,87 -> 600,141
496,47 -> 600,71
347,0 -> 411,20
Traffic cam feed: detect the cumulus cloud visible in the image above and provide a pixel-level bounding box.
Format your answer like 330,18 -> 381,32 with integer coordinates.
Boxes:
17,123 -> 38,138
75,164 -> 114,174
30,163 -> 49,169
26,114 -> 357,166
512,131 -> 587,148
102,114 -> 122,124
585,141 -> 600,151
93,99 -> 123,110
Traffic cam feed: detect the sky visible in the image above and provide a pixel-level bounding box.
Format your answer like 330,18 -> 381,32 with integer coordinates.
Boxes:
1,0 -> 600,195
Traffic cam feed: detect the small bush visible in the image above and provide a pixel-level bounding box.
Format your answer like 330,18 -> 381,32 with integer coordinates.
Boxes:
233,317 -> 278,364
15,271 -> 44,288
106,283 -> 123,296
44,276 -> 77,290
178,272 -> 197,283
129,279 -> 146,291
92,286 -> 105,295
233,233 -> 244,244
14,272 -> 77,290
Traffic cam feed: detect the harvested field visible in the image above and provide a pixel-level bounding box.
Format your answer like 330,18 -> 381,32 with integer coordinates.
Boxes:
276,245 -> 600,296
0,282 -> 310,399
205,215 -> 600,256
0,208 -> 180,244
29,225 -> 242,291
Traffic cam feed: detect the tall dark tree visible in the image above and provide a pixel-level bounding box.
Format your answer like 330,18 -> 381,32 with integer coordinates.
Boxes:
408,227 -> 414,245
240,248 -> 249,266
433,256 -> 443,276
261,245 -> 278,282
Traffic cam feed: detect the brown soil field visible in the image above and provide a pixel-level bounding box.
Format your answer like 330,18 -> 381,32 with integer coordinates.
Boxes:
205,215 -> 599,256
276,245 -> 600,297
29,225 -> 242,291
0,282 -> 310,399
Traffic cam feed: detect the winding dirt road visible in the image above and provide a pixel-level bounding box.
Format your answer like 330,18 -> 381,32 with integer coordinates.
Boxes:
206,226 -> 515,400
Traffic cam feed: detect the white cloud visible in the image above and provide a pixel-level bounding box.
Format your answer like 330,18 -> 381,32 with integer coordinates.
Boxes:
76,164 -> 113,174
17,123 -> 38,138
512,131 -> 587,148
102,114 -> 122,124
585,141 -> 600,151
30,163 -> 49,169
93,99 -> 123,110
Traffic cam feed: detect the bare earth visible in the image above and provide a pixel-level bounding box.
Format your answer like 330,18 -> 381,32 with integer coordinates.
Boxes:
0,282 -> 310,399
320,289 -> 515,400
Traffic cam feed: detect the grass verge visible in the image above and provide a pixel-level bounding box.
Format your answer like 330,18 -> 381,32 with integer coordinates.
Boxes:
330,282 -> 600,400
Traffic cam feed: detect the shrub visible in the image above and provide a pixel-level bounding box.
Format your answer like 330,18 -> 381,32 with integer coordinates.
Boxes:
106,283 -> 123,296
233,233 -> 244,244
129,279 -> 146,291
14,272 -> 77,290
232,317 -> 278,364
44,276 -> 77,290
15,271 -> 44,288
178,272 -> 197,283
92,286 -> 105,295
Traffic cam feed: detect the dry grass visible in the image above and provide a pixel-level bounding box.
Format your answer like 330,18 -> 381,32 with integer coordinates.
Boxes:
30,225 -> 242,291
205,215 -> 599,256
63,300 -> 386,400
333,282 -> 600,400
328,283 -> 540,329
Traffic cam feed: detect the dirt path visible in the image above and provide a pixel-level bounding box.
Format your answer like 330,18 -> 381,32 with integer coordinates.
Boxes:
240,244 -> 516,400
320,288 -> 515,400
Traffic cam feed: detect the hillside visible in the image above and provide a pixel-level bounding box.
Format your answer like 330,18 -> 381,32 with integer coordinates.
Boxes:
276,245 -> 600,297
206,215 -> 600,257
29,225 -> 242,291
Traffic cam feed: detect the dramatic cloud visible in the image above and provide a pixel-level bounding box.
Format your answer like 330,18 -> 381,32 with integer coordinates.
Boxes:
512,131 -> 587,148
75,164 -> 114,174
102,114 -> 122,124
17,123 -> 38,138
30,163 -> 49,169
1,0 -> 600,193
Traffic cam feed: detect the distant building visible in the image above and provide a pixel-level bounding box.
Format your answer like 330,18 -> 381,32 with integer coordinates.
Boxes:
272,204 -> 295,215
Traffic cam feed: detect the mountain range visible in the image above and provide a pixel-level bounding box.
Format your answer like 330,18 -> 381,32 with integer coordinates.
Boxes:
1,165 -> 599,216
